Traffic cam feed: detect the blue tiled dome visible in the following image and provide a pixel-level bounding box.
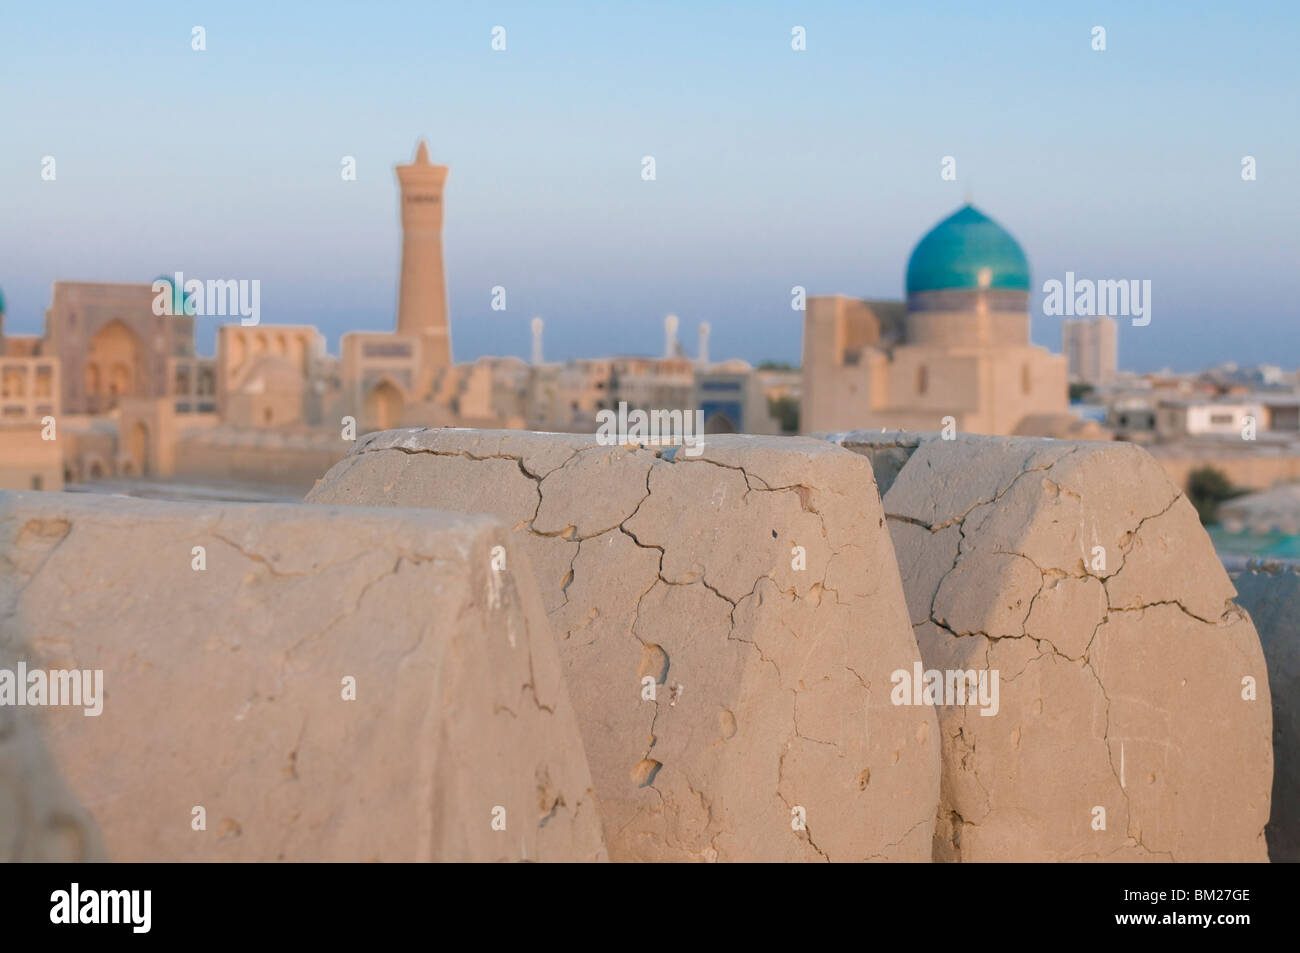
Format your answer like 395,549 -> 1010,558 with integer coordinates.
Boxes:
905,204 -> 1030,295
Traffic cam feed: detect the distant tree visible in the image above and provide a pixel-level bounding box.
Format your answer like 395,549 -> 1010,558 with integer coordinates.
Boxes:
1069,382 -> 1096,402
768,395 -> 800,434
1186,465 -> 1247,525
757,361 -> 796,371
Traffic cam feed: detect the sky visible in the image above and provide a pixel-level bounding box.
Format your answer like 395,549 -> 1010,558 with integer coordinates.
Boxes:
2,1 -> 1297,372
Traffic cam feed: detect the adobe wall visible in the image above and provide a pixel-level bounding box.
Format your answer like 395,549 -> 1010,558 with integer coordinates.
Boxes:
826,431 -> 1273,862
0,490 -> 604,862
1231,564 -> 1300,862
173,431 -> 349,492
1150,447 -> 1300,494
0,424 -> 62,491
307,428 -> 940,862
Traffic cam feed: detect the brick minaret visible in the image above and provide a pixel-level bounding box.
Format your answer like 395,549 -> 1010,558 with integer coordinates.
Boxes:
395,141 -> 452,396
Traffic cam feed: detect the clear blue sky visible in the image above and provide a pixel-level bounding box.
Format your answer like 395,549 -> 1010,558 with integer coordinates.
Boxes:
2,1 -> 1296,372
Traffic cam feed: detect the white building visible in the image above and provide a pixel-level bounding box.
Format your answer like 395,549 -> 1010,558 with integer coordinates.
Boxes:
1156,399 -> 1265,438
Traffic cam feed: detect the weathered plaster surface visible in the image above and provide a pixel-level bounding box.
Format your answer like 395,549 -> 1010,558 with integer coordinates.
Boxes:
0,490 -> 604,861
830,433 -> 1273,862
309,429 -> 940,861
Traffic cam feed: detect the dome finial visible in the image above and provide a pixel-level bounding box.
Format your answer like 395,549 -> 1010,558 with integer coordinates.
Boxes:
414,140 -> 430,164
964,182 -> 973,206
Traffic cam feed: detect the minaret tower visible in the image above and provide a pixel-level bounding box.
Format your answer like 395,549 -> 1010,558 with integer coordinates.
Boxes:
395,140 -> 452,396
531,317 -> 544,365
664,314 -> 679,359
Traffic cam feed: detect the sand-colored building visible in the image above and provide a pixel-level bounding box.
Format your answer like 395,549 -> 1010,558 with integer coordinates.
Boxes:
44,280 -> 195,415
217,323 -> 328,429
802,204 -> 1082,437
1063,316 -> 1118,389
0,289 -> 63,490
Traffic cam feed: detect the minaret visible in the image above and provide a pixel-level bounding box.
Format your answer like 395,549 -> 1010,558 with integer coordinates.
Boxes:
395,140 -> 452,397
697,321 -> 710,366
531,317 -> 544,365
664,314 -> 679,359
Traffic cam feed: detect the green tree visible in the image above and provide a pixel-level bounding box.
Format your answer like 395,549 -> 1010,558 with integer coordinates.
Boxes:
1186,465 -> 1246,525
768,395 -> 800,434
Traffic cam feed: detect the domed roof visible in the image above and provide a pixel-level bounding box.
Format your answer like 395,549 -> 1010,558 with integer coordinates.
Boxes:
0,287 -> 5,313
153,275 -> 193,315
905,204 -> 1030,295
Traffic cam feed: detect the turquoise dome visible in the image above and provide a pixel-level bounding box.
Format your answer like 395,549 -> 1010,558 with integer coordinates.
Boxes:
0,287 -> 5,313
154,275 -> 193,315
905,204 -> 1030,295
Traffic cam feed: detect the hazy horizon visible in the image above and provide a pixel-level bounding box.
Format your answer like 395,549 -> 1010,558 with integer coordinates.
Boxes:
3,0 -> 1297,373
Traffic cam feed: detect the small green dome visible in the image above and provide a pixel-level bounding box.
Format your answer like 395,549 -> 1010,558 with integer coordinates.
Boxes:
0,287 -> 5,314
905,204 -> 1030,295
154,275 -> 193,315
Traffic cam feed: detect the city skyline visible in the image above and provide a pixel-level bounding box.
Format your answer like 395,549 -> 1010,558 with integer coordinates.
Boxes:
2,1 -> 1298,881
3,0 -> 1297,371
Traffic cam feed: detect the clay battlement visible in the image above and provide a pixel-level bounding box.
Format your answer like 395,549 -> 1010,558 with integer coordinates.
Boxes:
1,429 -> 1288,861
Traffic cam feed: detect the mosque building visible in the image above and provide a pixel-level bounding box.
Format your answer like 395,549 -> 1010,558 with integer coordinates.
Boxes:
801,203 -> 1095,438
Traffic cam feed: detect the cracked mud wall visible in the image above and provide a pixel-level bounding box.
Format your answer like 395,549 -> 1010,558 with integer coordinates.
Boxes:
0,490 -> 605,862
828,432 -> 1273,862
1232,565 -> 1300,862
307,429 -> 940,862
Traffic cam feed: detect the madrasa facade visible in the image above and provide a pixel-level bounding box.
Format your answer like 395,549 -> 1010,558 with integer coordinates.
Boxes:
801,204 -> 1096,439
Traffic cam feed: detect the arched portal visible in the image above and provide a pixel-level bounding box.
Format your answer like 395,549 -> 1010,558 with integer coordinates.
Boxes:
364,380 -> 404,432
86,319 -> 142,411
